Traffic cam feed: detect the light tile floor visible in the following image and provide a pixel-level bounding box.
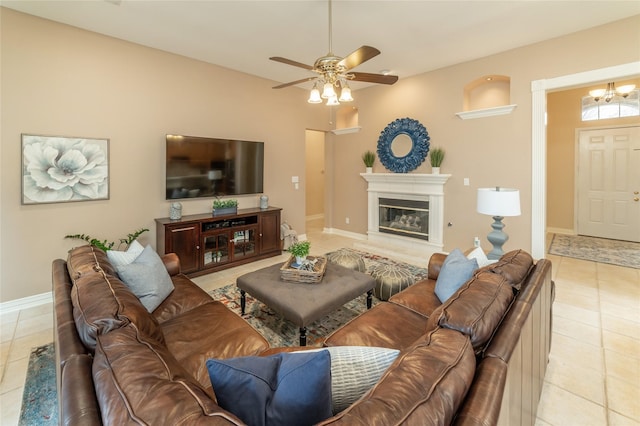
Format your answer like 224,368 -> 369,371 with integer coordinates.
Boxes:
1,222 -> 638,425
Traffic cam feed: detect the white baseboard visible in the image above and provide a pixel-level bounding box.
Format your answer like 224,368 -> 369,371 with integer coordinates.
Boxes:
547,227 -> 575,235
0,291 -> 52,314
322,227 -> 367,241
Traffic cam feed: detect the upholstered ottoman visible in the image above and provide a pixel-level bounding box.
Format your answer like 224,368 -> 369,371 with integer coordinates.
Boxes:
371,264 -> 415,301
327,249 -> 366,273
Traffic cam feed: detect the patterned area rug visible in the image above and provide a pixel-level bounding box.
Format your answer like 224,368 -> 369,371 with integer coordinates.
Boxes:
19,343 -> 57,426
20,248 -> 426,423
548,234 -> 640,269
209,248 -> 428,347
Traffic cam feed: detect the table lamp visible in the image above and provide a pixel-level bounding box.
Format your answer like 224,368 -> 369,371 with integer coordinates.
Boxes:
477,187 -> 521,260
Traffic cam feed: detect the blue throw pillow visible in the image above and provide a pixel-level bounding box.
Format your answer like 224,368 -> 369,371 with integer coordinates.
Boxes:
434,248 -> 478,303
206,351 -> 332,426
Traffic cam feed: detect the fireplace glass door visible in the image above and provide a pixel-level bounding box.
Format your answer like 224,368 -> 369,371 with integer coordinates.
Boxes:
378,198 -> 429,241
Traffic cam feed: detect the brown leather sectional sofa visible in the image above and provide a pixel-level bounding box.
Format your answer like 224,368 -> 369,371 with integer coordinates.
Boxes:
52,245 -> 552,425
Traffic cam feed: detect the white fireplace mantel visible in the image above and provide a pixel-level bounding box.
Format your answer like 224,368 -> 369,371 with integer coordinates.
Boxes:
359,173 -> 451,261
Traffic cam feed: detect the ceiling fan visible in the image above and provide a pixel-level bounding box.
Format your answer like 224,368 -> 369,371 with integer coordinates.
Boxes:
270,0 -> 398,105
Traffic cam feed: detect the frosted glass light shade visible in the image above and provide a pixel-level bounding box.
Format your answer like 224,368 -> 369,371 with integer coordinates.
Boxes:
477,187 -> 521,217
308,88 -> 322,103
339,87 -> 353,102
322,82 -> 336,99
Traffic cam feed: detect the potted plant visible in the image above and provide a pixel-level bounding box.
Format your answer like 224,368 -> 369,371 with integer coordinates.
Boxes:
212,198 -> 238,216
362,150 -> 376,173
65,228 -> 149,252
288,240 -> 311,264
429,147 -> 445,174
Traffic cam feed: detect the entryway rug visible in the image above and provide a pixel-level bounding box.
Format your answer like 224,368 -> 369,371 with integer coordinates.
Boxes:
20,248 -> 427,424
548,234 -> 640,269
19,343 -> 57,426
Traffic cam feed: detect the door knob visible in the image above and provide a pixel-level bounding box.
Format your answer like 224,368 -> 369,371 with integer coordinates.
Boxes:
635,191 -> 639,195
635,197 -> 639,202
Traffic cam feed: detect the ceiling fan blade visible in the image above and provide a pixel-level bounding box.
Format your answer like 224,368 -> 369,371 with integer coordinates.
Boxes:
272,77 -> 317,89
351,72 -> 398,85
338,46 -> 380,70
269,57 -> 314,71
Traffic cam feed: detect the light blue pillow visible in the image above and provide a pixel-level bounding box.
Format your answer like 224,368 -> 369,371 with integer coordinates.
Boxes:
206,351 -> 332,426
434,248 -> 478,303
116,245 -> 175,312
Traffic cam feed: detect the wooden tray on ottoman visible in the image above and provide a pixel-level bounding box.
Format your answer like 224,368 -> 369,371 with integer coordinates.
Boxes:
280,256 -> 327,283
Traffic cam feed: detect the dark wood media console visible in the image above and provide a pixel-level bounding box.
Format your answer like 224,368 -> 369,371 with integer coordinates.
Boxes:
155,206 -> 282,277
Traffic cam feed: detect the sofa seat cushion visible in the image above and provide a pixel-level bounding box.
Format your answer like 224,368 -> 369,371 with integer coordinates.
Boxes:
70,260 -> 165,351
318,327 -> 476,426
152,275 -> 217,323
161,301 -> 269,390
324,302 -> 429,350
388,279 -> 442,317
206,351 -> 332,426
426,271 -> 514,352
92,323 -> 243,425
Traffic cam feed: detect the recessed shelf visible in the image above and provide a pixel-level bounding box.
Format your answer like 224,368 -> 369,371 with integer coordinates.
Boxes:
455,104 -> 517,120
330,127 -> 361,135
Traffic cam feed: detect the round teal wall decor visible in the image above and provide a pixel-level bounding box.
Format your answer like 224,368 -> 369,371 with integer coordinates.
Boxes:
377,117 -> 430,173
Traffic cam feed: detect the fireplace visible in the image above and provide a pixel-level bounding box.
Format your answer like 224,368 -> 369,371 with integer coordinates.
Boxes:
359,173 -> 451,261
379,198 -> 429,241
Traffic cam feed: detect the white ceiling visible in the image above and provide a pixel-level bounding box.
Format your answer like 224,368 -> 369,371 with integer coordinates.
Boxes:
3,1 -> 639,91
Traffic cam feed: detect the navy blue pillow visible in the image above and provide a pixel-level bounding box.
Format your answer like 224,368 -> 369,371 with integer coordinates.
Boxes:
206,351 -> 332,426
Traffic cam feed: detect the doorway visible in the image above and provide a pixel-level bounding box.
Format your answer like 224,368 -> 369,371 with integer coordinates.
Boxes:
305,130 -> 326,231
531,61 -> 640,259
577,126 -> 640,242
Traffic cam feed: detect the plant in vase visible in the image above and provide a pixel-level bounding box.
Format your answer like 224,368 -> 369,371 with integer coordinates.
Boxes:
288,240 -> 311,264
64,228 -> 149,251
212,198 -> 238,216
362,150 -> 376,173
429,147 -> 445,174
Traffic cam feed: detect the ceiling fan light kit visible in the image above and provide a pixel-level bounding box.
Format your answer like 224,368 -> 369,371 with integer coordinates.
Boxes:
271,0 -> 398,106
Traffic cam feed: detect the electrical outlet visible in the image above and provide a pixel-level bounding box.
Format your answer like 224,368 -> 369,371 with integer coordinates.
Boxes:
345,217 -> 350,224
474,236 -> 480,247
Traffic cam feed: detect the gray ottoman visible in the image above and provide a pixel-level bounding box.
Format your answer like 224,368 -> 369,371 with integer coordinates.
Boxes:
371,264 -> 415,301
327,249 -> 366,273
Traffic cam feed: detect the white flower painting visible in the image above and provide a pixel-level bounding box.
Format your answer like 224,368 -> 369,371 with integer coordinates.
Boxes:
22,134 -> 109,204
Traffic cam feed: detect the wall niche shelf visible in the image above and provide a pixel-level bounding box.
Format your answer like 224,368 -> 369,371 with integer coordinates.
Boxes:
455,104 -> 517,120
331,127 -> 361,135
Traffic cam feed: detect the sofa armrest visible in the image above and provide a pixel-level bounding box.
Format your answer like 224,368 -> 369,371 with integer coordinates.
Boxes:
161,253 -> 181,276
427,252 -> 447,280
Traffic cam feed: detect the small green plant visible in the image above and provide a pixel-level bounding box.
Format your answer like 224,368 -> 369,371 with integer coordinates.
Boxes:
65,228 -> 149,251
287,240 -> 310,258
213,199 -> 238,209
429,147 -> 445,167
362,150 -> 376,167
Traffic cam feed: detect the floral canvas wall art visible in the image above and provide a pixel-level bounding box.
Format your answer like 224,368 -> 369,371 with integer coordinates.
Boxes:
21,134 -> 109,204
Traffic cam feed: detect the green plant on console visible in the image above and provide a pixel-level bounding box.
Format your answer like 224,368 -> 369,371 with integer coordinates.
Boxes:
362,150 -> 376,167
64,228 -> 149,252
429,147 -> 445,167
287,240 -> 310,258
213,199 -> 239,210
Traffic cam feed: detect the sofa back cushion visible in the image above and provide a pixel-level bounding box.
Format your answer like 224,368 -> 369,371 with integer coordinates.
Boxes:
66,245 -> 117,280
68,246 -> 164,351
318,327 -> 475,426
426,271 -> 514,352
481,249 -> 534,290
93,323 -> 242,425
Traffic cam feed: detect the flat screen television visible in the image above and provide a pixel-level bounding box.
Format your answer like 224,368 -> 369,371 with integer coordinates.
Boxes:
166,134 -> 264,200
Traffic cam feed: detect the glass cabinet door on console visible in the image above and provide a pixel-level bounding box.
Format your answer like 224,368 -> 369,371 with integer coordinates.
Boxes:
202,232 -> 230,267
232,227 -> 257,260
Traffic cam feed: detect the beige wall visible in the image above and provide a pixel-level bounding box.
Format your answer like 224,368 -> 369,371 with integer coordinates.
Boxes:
0,8 -> 327,302
1,8 -> 639,303
546,78 -> 640,233
328,15 -> 640,253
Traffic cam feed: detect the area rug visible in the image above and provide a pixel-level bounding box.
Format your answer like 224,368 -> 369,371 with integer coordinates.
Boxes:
19,248 -> 427,423
19,343 -> 58,426
209,247 -> 428,347
548,234 -> 640,269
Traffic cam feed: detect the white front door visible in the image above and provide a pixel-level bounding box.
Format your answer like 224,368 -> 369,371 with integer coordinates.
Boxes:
577,126 -> 640,242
